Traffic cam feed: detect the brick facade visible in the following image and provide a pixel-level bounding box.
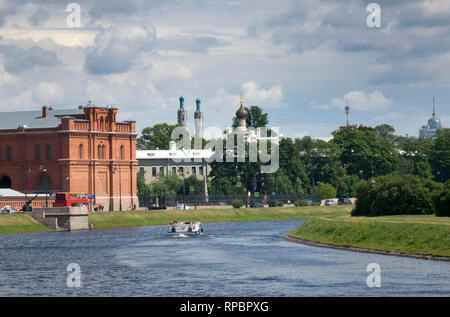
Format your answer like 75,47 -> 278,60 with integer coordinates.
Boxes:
0,106 -> 137,211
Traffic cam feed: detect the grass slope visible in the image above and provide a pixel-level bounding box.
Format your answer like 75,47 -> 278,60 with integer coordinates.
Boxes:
0,214 -> 51,235
88,206 -> 351,229
289,215 -> 450,257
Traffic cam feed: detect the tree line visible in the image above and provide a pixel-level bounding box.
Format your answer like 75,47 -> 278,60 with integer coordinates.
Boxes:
137,106 -> 450,202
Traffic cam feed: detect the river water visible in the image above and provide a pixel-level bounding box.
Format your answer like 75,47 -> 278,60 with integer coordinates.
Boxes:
0,219 -> 449,296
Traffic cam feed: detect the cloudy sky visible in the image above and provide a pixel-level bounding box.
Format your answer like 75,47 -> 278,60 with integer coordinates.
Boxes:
0,0 -> 449,139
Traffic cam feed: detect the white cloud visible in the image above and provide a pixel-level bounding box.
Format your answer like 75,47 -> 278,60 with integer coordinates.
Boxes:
241,81 -> 285,108
33,81 -> 63,104
331,90 -> 392,111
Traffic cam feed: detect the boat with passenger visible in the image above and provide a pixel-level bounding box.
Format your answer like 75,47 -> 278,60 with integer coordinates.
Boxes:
168,221 -> 204,236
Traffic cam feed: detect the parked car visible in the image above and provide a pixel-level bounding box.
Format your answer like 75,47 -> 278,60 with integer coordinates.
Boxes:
0,205 -> 18,214
325,199 -> 337,206
250,201 -> 264,208
269,200 -> 280,207
176,203 -> 190,210
147,203 -> 158,210
342,198 -> 353,205
165,202 -> 177,207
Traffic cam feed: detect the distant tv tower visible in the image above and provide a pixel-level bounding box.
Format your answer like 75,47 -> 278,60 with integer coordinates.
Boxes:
432,95 -> 436,117
345,101 -> 350,126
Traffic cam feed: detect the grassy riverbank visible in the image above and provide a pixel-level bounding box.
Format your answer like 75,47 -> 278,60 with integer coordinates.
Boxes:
88,205 -> 351,229
0,214 -> 51,235
288,214 -> 450,257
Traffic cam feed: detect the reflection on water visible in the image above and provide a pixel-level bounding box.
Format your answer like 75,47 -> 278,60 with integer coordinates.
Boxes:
0,220 -> 449,296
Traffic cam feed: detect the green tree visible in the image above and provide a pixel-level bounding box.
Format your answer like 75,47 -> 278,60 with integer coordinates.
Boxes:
151,174 -> 183,196
332,125 -> 399,180
137,170 -> 151,205
375,124 -> 395,144
184,175 -> 204,195
429,128 -> 450,182
137,123 -> 180,150
335,174 -> 359,198
314,182 -> 336,200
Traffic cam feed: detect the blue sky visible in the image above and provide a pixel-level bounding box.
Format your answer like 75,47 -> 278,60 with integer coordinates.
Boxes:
0,0 -> 448,139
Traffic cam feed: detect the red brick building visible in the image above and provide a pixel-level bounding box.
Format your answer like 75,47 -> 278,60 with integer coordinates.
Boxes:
0,104 -> 137,211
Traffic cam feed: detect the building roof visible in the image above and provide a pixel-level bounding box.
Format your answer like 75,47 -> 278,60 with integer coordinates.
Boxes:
137,148 -> 214,160
0,109 -> 84,130
0,188 -> 46,198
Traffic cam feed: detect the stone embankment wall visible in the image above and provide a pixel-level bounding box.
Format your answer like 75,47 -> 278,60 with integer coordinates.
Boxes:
30,206 -> 91,231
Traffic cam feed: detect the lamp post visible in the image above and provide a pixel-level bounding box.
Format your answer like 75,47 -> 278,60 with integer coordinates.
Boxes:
179,167 -> 186,209
39,165 -> 48,207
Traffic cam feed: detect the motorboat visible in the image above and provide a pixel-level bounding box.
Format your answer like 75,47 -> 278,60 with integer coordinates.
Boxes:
168,221 -> 204,236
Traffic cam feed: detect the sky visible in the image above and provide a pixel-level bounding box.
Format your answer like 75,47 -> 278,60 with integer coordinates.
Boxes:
0,0 -> 449,140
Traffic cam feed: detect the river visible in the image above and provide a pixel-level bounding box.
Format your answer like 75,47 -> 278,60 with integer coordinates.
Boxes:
0,220 -> 449,296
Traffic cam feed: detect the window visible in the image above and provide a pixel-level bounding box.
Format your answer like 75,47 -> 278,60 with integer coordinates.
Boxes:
46,145 -> 51,160
6,146 -> 11,161
102,145 -> 105,159
152,167 -> 157,177
139,167 -> 144,174
199,166 -> 204,175
179,167 -> 184,176
98,145 -> 101,159
35,145 -> 41,161
192,167 -> 196,175
172,167 -> 176,174
79,144 -> 83,159
120,145 -> 124,160
160,167 -> 164,176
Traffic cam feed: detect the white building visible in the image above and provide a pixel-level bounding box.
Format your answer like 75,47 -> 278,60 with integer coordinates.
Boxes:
419,98 -> 442,139
137,141 -> 213,184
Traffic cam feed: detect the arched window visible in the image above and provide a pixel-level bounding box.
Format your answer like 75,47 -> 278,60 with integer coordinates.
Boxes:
35,145 -> 41,161
46,145 -> 51,160
79,144 -> 83,159
6,146 -> 11,161
0,176 -> 11,188
102,145 -> 105,159
120,145 -> 124,160
98,145 -> 101,159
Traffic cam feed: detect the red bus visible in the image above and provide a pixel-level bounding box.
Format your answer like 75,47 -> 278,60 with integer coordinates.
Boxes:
54,192 -> 90,207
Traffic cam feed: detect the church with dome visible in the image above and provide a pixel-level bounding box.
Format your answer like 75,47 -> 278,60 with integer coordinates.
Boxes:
226,94 -> 280,142
419,97 -> 442,139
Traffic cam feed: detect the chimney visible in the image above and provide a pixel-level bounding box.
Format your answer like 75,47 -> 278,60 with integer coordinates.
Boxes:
42,105 -> 48,118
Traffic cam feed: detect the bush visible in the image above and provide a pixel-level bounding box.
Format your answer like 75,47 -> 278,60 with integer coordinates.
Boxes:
278,201 -> 284,207
435,180 -> 450,217
294,200 -> 310,207
314,183 -> 337,200
352,174 -> 444,217
313,202 -> 320,206
232,199 -> 243,209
